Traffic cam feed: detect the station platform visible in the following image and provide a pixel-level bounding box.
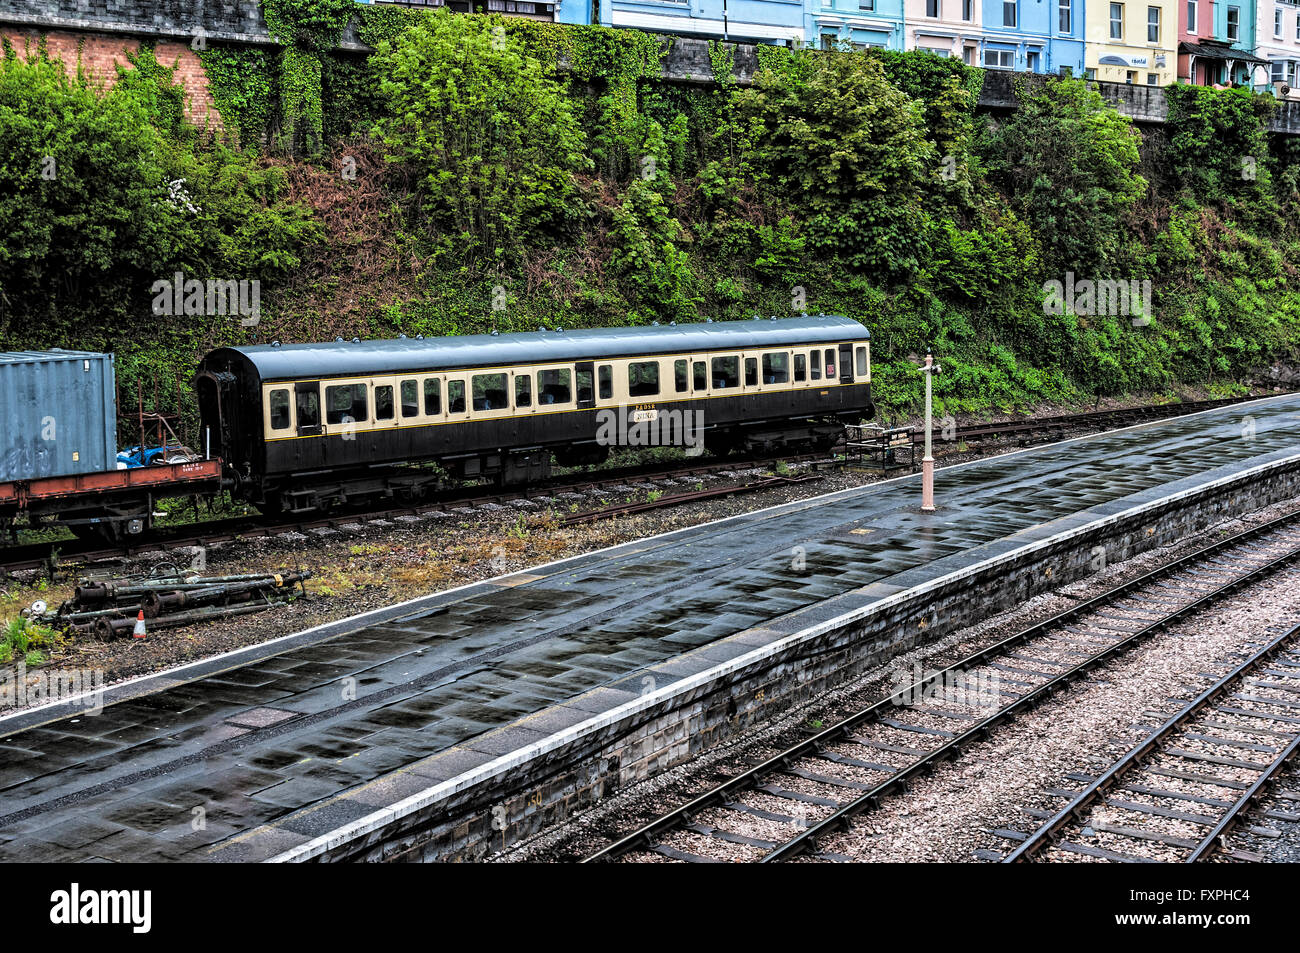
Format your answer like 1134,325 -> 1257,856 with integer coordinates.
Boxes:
1,395 -> 1298,862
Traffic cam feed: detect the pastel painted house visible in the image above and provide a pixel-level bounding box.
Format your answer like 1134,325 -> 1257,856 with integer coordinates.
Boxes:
1175,0 -> 1268,86
807,0 -> 906,49
904,0 -> 983,64
1085,0 -> 1177,84
979,0 -> 1085,74
1250,0 -> 1298,90
600,0 -> 805,41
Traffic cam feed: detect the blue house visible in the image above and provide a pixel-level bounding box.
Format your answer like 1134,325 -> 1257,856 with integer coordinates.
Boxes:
807,0 -> 907,50
597,0 -> 805,41
979,0 -> 1085,74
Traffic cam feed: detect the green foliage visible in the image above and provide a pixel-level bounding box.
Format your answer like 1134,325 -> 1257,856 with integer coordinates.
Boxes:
278,45 -> 324,155
737,49 -> 937,279
610,179 -> 697,321
261,0 -> 357,51
372,11 -> 590,258
198,46 -> 278,149
1164,84 -> 1276,202
0,46 -> 317,352
979,77 -> 1147,272
6,21 -> 1300,424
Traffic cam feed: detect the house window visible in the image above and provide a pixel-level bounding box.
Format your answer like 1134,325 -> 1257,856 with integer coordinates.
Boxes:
860,0 -> 874,8
1110,3 -> 1123,39
1277,8 -> 1284,36
1059,0 -> 1072,33
1148,72 -> 1158,84
963,0 -> 973,19
1003,0 -> 1017,27
1295,14 -> 1298,41
1227,6 -> 1239,41
984,48 -> 1015,69
926,0 -> 939,16
1273,60 -> 1285,84
1187,0 -> 1196,33
1147,6 -> 1160,42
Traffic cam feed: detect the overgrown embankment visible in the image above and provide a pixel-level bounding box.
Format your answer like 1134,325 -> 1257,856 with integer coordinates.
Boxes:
2,7 -> 1299,427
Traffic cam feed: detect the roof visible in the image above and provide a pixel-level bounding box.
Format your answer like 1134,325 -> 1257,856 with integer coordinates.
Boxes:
1178,41 -> 1269,65
0,349 -> 111,365
208,315 -> 871,382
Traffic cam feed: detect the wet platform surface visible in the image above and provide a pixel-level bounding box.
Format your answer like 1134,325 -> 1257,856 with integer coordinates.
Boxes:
1,396 -> 1298,861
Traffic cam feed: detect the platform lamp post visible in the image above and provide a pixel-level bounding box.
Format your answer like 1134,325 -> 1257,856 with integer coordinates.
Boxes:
920,349 -> 942,513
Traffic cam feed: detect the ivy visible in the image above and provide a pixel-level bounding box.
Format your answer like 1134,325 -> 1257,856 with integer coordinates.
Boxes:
261,0 -> 356,51
277,46 -> 324,156
196,46 -> 278,150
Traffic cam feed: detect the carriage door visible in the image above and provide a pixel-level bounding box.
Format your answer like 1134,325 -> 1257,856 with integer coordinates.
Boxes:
838,344 -> 854,384
371,377 -> 400,429
294,382 -> 322,437
575,362 -> 595,409
741,352 -> 760,394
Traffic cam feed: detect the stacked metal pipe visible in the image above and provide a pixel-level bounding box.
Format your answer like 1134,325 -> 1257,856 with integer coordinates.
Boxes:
47,570 -> 311,638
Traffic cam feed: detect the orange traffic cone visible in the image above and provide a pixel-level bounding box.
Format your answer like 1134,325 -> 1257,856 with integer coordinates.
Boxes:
133,610 -> 147,639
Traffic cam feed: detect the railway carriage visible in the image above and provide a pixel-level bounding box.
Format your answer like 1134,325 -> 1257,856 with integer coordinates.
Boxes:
196,315 -> 874,513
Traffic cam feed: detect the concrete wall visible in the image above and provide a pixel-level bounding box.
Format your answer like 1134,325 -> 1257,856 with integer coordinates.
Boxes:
273,454 -> 1300,862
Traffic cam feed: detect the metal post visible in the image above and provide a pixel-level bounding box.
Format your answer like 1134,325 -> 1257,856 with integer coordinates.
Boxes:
920,350 -> 939,513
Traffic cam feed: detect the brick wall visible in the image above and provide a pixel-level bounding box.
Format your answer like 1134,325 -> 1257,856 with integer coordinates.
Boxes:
2,27 -> 221,130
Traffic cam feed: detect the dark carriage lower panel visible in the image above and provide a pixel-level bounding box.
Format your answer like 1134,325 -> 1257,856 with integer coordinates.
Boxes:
254,385 -> 874,509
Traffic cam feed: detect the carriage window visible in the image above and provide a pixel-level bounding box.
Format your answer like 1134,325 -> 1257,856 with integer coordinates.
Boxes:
515,374 -> 532,408
538,368 -> 571,404
628,361 -> 660,397
745,358 -> 758,387
375,385 -> 395,421
424,378 -> 441,416
297,387 -> 320,428
448,380 -> 466,414
400,379 -> 420,418
268,389 -> 291,430
856,346 -> 868,378
711,356 -> 739,389
598,365 -> 612,400
794,354 -> 807,382
576,366 -> 593,404
472,373 -> 508,411
693,361 -> 707,391
326,383 -> 368,425
762,353 -> 789,384
674,360 -> 689,393
825,348 -> 837,379
810,350 -> 822,381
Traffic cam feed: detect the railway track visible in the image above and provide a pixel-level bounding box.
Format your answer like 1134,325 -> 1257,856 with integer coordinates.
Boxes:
2,393 -> 1282,577
583,509 -> 1300,864
932,395 -> 1268,448
1003,621 -> 1300,863
0,452 -> 834,576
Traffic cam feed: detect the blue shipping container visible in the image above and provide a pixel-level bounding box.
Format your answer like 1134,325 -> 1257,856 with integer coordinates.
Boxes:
0,350 -> 118,482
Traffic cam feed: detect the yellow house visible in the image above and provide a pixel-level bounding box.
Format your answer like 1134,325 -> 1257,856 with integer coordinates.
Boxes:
1086,0 -> 1178,85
